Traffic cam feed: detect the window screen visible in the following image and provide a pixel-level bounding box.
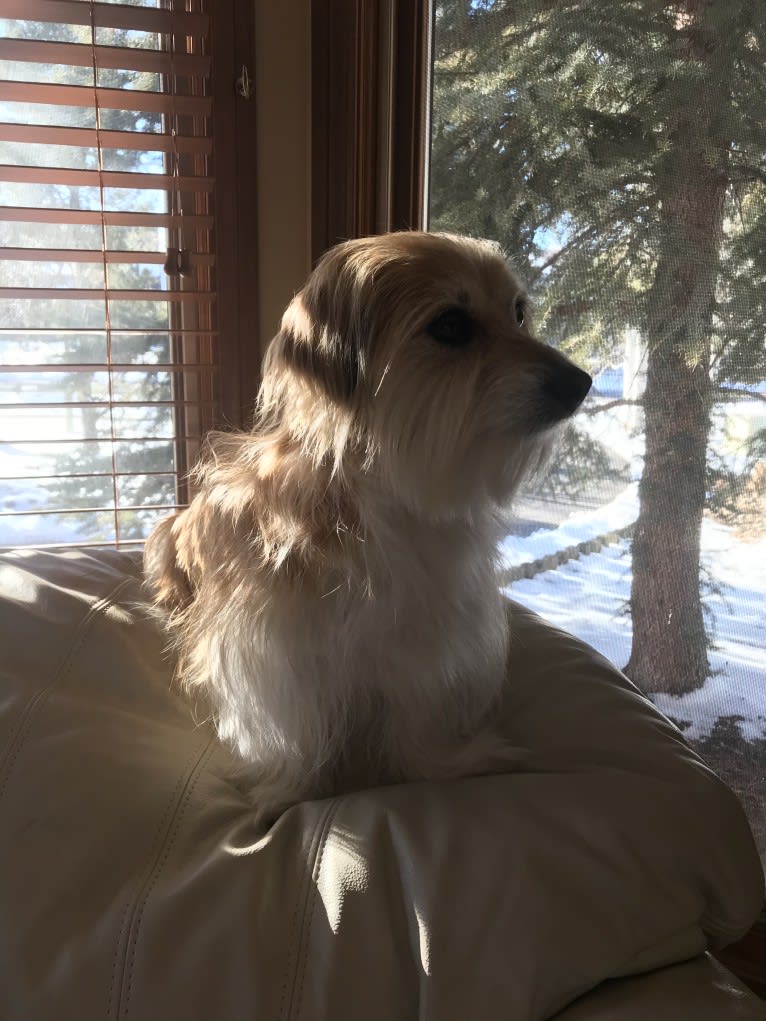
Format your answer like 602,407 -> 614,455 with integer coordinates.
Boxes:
0,0 -> 216,549
430,0 -> 766,868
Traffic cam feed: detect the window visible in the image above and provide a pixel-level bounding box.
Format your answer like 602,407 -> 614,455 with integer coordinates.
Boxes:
429,0 -> 766,871
0,0 -> 255,549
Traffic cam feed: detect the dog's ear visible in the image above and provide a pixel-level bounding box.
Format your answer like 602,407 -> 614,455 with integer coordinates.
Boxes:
270,247 -> 364,404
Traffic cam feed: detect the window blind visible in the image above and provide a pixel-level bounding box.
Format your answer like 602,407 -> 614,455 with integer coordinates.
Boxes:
0,0 -> 217,549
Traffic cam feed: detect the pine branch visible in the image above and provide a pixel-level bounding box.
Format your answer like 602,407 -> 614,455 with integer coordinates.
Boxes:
529,227 -> 599,282
729,166 -> 766,187
582,398 -> 643,416
714,386 -> 766,403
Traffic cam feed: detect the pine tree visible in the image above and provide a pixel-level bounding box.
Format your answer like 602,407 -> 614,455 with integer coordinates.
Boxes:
431,0 -> 766,693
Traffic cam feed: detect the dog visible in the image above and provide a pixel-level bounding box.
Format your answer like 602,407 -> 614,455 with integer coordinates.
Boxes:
144,231 -> 592,818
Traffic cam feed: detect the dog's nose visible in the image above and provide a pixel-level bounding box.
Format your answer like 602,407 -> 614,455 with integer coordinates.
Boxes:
542,364 -> 592,418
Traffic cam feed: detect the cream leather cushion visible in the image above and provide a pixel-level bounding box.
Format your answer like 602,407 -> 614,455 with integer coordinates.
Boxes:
0,548 -> 763,1021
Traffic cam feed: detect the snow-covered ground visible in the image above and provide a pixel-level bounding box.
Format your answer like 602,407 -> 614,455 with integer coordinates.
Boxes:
502,485 -> 766,742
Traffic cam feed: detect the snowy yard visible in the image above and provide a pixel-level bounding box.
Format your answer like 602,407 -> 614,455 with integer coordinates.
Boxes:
501,484 -> 766,742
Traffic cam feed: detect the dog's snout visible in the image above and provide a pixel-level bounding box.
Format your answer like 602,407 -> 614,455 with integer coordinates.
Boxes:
542,363 -> 592,419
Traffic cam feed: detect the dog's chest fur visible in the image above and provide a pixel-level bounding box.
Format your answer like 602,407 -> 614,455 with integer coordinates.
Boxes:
206,499 -> 509,785
319,511 -> 506,692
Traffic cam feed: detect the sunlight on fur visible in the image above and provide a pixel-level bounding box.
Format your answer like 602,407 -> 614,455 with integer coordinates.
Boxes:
143,231 -> 592,820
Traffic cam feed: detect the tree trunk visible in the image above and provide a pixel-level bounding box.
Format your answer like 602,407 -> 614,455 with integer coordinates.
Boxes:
626,334 -> 712,693
625,168 -> 728,694
624,0 -> 735,695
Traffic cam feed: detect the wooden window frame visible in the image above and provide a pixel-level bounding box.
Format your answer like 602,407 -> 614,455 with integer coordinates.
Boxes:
311,0 -> 431,263
209,0 -> 259,430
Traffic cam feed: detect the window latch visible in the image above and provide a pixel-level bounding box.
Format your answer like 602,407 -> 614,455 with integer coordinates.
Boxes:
236,64 -> 253,100
164,248 -> 193,277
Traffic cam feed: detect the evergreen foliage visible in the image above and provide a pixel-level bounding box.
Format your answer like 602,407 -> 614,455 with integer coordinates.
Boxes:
431,0 -> 766,691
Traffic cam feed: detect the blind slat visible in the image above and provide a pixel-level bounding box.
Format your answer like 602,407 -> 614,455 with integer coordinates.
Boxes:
0,542 -> 147,551
0,287 -> 215,301
0,504 -> 182,518
1,80 -> 212,117
3,473 -> 179,485
0,207 -> 214,229
2,363 -> 216,372
0,248 -> 215,266
0,399 -> 215,410
0,37 -> 211,76
0,328 -> 218,336
0,122 -> 213,155
0,541 -> 144,551
2,472 -> 182,481
1,0 -> 209,37
0,164 -> 213,192
1,435 -> 209,445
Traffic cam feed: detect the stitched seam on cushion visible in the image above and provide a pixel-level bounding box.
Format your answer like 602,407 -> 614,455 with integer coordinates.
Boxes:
277,802 -> 332,1021
112,734 -> 217,1020
383,810 -> 431,1015
289,799 -> 345,1021
0,577 -> 135,805
279,799 -> 341,1021
106,737 -> 204,1019
701,913 -> 755,939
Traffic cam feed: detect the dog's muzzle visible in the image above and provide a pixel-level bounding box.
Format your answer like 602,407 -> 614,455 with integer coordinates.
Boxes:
540,362 -> 592,423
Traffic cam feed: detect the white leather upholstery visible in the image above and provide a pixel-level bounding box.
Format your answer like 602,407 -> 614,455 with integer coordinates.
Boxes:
0,548 -> 763,1020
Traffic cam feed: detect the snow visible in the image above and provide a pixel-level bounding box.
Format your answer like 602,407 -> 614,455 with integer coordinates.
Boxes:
502,485 -> 766,742
499,483 -> 639,566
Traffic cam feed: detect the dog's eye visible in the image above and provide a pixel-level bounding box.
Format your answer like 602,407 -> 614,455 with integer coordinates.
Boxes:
514,298 -> 527,327
426,307 -> 475,347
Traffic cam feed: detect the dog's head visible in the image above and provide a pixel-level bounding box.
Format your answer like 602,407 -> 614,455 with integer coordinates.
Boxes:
259,231 -> 591,518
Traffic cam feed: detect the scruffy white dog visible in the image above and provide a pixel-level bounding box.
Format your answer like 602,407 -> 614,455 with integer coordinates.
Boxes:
144,231 -> 591,817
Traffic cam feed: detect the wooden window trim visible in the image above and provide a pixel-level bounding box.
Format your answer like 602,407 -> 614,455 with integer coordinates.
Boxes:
311,0 -> 431,263
210,0 -> 260,430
